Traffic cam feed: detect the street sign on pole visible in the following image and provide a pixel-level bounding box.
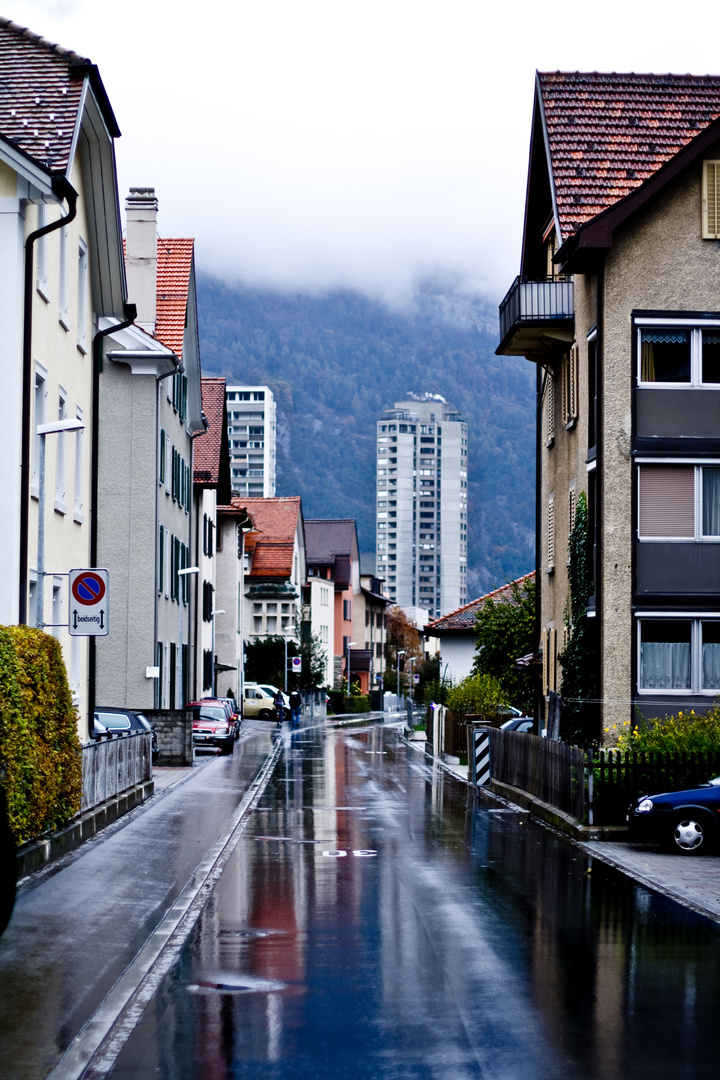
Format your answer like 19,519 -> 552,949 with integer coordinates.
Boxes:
291,657 -> 301,672
68,568 -> 109,636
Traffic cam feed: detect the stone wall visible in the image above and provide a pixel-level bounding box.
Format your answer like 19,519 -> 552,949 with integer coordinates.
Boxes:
143,709 -> 193,766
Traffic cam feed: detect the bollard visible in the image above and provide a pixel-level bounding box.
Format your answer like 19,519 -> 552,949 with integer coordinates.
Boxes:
470,727 -> 491,787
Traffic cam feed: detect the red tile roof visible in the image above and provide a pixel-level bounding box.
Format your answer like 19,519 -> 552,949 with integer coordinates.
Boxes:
426,573 -> 535,633
0,17 -> 115,172
539,71 -> 720,242
194,378 -> 226,484
232,497 -> 302,579
155,238 -> 194,357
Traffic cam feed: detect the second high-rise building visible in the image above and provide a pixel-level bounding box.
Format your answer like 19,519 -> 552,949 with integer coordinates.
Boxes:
375,395 -> 468,619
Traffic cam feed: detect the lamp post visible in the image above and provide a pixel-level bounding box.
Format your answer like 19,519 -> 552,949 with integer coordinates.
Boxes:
36,418 -> 85,628
396,648 -> 406,704
211,608 -> 225,696
177,565 -> 200,707
347,640 -> 356,702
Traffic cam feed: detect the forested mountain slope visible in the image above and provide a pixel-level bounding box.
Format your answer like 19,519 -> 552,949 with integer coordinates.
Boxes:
197,276 -> 535,598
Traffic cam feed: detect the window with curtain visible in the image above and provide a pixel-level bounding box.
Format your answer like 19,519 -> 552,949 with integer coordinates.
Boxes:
638,463 -> 720,539
640,330 -> 690,383
702,621 -> 720,690
702,331 -> 720,383
640,620 -> 691,690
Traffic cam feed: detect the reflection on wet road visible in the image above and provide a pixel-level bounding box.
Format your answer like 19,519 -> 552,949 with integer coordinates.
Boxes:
110,721 -> 720,1079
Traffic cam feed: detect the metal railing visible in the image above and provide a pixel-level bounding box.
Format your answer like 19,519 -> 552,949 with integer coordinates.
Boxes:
80,733 -> 152,813
498,276 -> 574,345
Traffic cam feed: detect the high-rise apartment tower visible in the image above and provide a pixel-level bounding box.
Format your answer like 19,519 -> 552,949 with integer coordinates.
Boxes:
226,386 -> 276,498
375,396 -> 468,618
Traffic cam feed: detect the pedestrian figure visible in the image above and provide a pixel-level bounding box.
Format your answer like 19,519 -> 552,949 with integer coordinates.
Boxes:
274,689 -> 285,726
289,689 -> 302,728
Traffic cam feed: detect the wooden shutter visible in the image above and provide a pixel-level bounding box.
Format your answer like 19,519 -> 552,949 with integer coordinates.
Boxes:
703,161 -> 720,238
547,495 -> 555,570
546,372 -> 555,445
541,628 -> 548,695
569,343 -> 578,421
638,465 -> 694,537
568,486 -> 577,536
548,628 -> 557,692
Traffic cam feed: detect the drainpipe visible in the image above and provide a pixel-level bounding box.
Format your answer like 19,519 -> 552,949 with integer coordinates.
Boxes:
535,359 -> 543,728
19,176 -> 78,624
87,303 -> 137,726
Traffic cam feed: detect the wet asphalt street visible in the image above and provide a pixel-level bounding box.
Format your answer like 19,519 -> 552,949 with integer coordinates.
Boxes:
105,720 -> 719,1080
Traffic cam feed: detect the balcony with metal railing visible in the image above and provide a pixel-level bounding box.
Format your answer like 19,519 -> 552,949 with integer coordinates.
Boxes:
497,276 -> 574,358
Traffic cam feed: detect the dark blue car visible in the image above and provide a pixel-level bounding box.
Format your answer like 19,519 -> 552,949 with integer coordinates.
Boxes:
628,776 -> 720,854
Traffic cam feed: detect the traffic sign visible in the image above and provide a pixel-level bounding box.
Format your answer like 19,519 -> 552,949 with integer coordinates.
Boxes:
291,656 -> 301,671
68,569 -> 109,636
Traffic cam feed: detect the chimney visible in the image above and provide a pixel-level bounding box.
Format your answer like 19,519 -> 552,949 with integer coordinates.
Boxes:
125,187 -> 158,332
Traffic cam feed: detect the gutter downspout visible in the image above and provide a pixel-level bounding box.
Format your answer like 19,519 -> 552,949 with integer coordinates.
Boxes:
87,303 -> 137,726
19,176 -> 78,624
535,359 -> 543,729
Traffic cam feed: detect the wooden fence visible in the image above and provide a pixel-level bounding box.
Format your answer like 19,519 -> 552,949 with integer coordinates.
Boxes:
81,733 -> 152,814
589,749 -> 720,826
489,728 -> 586,821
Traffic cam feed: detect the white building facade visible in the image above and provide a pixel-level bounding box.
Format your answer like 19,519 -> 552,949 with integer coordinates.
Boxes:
375,396 -> 468,619
226,386 -> 276,497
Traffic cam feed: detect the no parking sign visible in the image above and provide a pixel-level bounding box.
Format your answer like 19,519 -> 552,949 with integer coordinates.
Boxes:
68,568 -> 109,636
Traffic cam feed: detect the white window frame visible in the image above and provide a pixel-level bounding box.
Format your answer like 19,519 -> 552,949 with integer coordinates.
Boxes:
55,388 -> 67,513
36,203 -> 50,302
636,318 -> 720,388
637,458 -> 720,541
31,366 -> 47,498
637,613 -> 720,695
58,224 -> 69,329
73,407 -> 84,522
52,578 -> 63,638
77,238 -> 88,354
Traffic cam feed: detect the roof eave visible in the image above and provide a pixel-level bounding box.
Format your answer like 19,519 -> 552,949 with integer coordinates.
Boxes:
556,112 -> 720,275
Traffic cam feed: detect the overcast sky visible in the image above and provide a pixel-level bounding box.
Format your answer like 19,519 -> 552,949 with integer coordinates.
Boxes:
11,0 -> 720,306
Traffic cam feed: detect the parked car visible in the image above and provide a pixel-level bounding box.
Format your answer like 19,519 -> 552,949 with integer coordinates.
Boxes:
500,717 -> 535,733
186,701 -> 235,754
628,776 -> 720,854
243,684 -> 277,721
255,683 -> 290,707
93,708 -> 159,761
202,696 -> 241,738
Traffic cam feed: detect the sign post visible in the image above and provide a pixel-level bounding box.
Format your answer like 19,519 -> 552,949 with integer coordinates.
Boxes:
68,569 -> 109,636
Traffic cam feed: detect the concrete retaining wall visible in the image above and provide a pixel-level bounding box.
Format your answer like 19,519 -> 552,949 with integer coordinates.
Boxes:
143,709 -> 193,766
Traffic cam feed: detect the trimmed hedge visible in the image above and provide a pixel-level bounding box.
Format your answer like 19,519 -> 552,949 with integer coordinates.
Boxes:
0,626 -> 82,843
327,690 -> 371,714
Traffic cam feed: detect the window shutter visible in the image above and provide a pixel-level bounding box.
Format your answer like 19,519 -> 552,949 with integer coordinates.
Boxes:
561,355 -> 568,426
703,161 -> 720,239
547,495 -> 555,570
548,627 -> 556,692
568,486 -> 577,536
638,465 -> 694,537
541,628 -> 548,695
569,343 -> 578,421
546,373 -> 555,445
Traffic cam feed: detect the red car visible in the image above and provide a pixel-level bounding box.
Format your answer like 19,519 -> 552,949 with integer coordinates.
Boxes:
186,701 -> 235,755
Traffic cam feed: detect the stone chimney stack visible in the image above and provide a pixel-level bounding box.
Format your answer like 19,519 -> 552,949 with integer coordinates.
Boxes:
125,187 -> 158,332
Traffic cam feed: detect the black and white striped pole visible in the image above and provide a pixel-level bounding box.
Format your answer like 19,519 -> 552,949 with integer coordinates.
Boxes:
470,727 -> 491,787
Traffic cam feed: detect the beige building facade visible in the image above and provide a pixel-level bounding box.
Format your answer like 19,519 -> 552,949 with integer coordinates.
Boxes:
499,72 -> 720,740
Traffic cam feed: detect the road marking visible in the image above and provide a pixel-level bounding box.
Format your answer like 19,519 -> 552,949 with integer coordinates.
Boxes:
46,736 -> 284,1080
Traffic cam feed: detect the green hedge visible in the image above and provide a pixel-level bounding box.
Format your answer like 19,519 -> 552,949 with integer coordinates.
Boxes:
327,690 -> 371,714
0,626 -> 82,843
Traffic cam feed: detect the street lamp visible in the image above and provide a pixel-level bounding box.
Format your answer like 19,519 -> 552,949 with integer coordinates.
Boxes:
211,608 -> 225,696
396,649 -> 406,703
347,640 -> 356,701
36,418 -> 85,628
177,565 -> 200,707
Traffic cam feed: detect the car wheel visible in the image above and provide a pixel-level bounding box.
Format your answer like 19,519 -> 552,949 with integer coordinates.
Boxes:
259,709 -> 274,722
221,740 -> 235,756
671,816 -> 708,854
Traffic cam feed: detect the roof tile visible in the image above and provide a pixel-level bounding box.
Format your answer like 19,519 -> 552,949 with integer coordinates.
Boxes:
539,72 -> 720,240
193,378 -> 226,484
155,238 -> 194,357
426,573 -> 535,632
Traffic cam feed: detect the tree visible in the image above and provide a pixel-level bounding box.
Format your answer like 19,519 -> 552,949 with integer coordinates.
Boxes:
244,633 -> 327,692
383,606 -> 423,694
473,576 -> 536,711
558,491 -> 599,744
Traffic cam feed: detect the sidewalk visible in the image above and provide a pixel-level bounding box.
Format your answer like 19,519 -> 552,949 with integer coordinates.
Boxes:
0,728 -> 280,1080
411,733 -> 720,927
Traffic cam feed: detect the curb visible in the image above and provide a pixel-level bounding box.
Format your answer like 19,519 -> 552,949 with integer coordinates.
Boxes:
16,780 -> 154,881
487,778 -> 629,842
